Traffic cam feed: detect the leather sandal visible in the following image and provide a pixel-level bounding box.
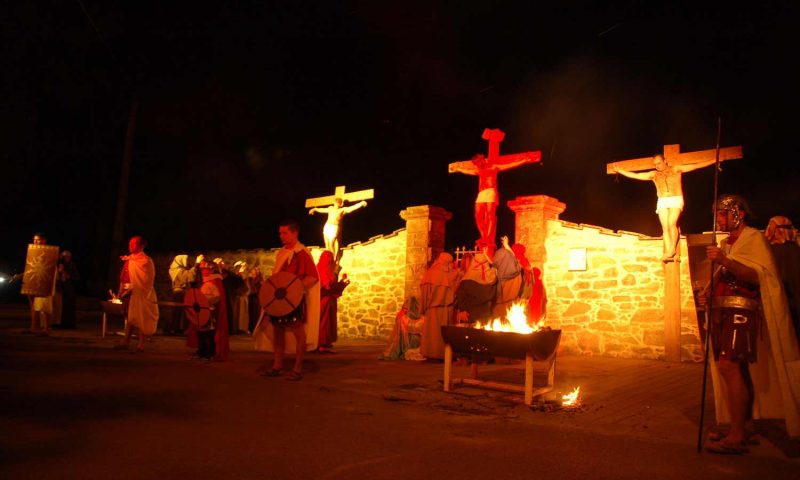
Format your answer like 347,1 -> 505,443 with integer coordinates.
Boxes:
285,371 -> 303,381
707,425 -> 760,445
261,368 -> 282,377
707,431 -> 760,445
705,439 -> 749,455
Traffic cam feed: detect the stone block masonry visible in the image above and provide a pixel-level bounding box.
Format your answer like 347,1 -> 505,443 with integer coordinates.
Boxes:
151,205 -> 451,342
543,219 -> 701,361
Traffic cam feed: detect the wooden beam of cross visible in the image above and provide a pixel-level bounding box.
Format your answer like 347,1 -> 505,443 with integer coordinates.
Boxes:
606,144 -> 743,174
448,128 -> 542,172
304,185 -> 375,208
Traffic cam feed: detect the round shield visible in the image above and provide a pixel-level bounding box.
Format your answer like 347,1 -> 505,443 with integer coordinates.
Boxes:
183,288 -> 211,328
259,271 -> 304,317
200,281 -> 220,306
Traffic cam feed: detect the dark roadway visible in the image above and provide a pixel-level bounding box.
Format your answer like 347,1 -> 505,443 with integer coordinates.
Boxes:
0,307 -> 797,480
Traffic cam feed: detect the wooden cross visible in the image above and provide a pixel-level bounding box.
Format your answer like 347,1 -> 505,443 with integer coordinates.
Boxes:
606,144 -> 743,174
605,142 -> 743,363
448,128 -> 542,172
304,185 -> 375,208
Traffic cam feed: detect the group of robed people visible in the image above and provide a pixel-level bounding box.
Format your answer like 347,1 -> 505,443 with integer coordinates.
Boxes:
382,235 -> 546,361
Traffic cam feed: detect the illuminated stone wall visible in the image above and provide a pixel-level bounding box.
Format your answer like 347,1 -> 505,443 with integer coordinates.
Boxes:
152,229 -> 407,340
332,230 -> 407,338
542,220 -> 702,362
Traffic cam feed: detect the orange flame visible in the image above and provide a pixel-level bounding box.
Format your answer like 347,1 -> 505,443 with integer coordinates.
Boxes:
474,301 -> 543,334
562,386 -> 581,406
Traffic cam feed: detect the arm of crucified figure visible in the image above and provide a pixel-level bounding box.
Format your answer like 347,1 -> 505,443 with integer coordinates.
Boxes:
343,200 -> 367,214
614,167 -> 654,181
448,161 -> 479,175
309,206 -> 332,215
496,157 -> 534,171
678,158 -> 719,173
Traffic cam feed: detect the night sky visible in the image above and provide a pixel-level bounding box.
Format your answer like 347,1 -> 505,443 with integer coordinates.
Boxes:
2,1 -> 797,294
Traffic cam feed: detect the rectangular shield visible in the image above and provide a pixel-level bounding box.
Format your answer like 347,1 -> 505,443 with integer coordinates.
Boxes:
21,244 -> 60,297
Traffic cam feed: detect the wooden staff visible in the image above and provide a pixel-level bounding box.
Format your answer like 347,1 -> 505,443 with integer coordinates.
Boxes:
696,117 -> 723,453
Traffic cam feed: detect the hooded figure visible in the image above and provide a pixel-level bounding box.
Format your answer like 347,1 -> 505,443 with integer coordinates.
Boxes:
765,216 -> 800,341
201,264 -> 229,361
317,250 -> 349,351
419,252 -> 459,360
455,252 -> 497,324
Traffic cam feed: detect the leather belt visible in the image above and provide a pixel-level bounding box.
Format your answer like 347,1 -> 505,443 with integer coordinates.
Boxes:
712,296 -> 759,311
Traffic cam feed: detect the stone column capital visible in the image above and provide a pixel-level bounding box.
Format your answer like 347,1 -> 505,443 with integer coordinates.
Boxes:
507,195 -> 566,219
400,205 -> 453,223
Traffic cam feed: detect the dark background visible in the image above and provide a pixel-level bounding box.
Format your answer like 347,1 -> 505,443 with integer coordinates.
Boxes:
1,1 -> 797,296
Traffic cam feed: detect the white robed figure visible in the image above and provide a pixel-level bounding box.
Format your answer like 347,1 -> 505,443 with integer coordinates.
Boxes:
128,250 -> 159,337
114,236 -> 159,353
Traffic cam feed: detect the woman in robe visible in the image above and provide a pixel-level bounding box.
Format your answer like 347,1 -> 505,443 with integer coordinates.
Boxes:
419,252 -> 459,360
247,267 -> 263,333
492,236 -> 523,318
765,216 -> 800,342
317,250 -> 349,352
231,261 -> 251,334
529,267 -> 547,325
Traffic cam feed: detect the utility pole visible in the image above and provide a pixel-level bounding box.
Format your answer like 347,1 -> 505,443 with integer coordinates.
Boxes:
107,96 -> 139,284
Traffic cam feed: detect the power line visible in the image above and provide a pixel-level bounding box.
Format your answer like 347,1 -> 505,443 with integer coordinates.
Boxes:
75,0 -> 117,63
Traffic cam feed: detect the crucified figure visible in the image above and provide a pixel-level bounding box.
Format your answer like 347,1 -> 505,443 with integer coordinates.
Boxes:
614,154 -> 717,262
309,198 -> 368,259
450,153 -> 532,252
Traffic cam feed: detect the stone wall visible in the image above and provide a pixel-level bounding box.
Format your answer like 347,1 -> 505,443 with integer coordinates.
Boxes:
150,192 -> 706,361
542,220 -> 702,361
152,229 -> 407,340
334,230 -> 406,339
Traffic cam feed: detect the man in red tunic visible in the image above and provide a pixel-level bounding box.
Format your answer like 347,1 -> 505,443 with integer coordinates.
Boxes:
257,220 -> 320,381
199,259 -> 230,361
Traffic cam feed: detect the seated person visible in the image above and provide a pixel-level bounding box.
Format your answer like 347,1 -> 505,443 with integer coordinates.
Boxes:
455,251 -> 497,324
380,296 -> 425,361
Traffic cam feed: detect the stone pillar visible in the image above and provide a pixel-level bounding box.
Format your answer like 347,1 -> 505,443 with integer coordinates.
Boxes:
507,195 -> 566,271
399,205 -> 452,300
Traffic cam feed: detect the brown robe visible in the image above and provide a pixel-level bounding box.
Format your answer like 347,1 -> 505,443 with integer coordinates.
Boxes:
419,283 -> 455,360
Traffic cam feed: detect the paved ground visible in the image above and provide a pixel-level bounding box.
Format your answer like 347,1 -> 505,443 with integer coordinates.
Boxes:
0,305 -> 798,479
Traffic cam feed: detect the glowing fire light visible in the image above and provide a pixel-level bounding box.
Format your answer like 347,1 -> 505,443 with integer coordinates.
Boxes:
107,289 -> 123,304
562,386 -> 581,406
474,301 -> 543,334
